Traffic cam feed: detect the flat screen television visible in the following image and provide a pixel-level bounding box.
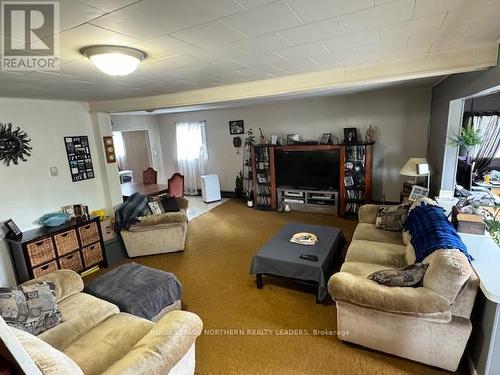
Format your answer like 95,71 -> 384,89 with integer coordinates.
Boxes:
275,150 -> 340,190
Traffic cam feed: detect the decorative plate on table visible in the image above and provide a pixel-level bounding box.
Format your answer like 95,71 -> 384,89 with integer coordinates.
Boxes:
290,232 -> 318,246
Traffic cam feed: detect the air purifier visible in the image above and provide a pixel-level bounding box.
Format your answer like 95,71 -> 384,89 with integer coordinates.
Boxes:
201,174 -> 221,203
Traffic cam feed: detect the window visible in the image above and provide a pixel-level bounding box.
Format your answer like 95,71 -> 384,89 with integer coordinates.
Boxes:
175,121 -> 208,162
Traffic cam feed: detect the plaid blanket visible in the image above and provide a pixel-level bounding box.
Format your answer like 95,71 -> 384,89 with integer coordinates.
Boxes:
115,193 -> 150,231
404,204 -> 472,262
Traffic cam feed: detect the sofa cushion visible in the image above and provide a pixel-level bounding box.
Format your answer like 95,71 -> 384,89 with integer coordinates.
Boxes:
12,327 -> 83,375
38,292 -> 119,350
136,210 -> 188,227
23,270 -> 84,303
423,250 -> 472,303
352,223 -> 404,245
329,272 -> 451,322
341,262 -> 392,278
405,243 -> 416,265
368,263 -> 428,287
0,282 -> 62,336
375,203 -> 411,231
345,240 -> 407,268
64,313 -> 154,375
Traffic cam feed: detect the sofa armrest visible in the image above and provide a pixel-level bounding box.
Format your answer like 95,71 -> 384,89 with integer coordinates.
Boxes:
328,272 -> 451,322
22,269 -> 83,303
176,197 -> 189,210
102,311 -> 203,375
358,204 -> 382,224
135,211 -> 188,227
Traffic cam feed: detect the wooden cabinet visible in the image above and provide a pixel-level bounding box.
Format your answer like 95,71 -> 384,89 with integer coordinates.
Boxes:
251,144 -> 277,210
7,217 -> 107,283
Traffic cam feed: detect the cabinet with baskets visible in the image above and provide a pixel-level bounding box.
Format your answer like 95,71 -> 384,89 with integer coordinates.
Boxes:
7,217 -> 106,283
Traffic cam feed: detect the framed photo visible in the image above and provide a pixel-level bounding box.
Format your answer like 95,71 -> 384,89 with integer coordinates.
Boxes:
62,205 -> 75,218
344,176 -> 354,187
320,133 -> 332,145
287,134 -> 299,144
229,120 -> 244,135
270,135 -> 278,145
4,219 -> 22,238
73,204 -> 83,218
343,128 -> 358,144
409,185 -> 429,201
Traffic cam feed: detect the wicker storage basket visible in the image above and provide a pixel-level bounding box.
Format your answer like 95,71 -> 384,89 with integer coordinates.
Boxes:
54,229 -> 79,256
59,251 -> 84,273
82,242 -> 103,267
26,238 -> 56,267
32,260 -> 58,278
79,222 -> 99,247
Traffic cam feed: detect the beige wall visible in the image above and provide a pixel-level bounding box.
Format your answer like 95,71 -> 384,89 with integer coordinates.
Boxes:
157,85 -> 432,202
0,99 -> 109,287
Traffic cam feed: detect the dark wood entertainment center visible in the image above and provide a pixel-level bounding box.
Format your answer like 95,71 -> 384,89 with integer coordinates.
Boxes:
251,143 -> 373,217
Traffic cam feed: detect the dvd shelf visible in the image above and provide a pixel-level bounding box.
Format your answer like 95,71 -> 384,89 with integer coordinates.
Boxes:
341,143 -> 373,217
251,144 -> 276,210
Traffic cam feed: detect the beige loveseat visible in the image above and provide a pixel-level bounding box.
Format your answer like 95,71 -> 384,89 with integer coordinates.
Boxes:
328,199 -> 478,371
121,197 -> 189,257
3,269 -> 203,375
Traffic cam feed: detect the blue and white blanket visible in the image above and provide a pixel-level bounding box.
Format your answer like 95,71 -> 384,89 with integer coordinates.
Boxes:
115,192 -> 150,231
404,204 -> 473,262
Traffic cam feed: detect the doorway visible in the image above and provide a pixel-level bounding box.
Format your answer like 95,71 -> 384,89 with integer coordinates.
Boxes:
113,130 -> 152,183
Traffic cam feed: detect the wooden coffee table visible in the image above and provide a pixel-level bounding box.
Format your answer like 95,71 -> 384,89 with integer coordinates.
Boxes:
250,223 -> 345,303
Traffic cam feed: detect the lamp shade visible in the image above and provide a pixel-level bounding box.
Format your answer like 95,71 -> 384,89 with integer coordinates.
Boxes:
400,158 -> 429,176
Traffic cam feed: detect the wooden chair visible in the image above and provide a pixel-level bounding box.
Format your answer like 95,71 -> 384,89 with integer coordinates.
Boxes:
168,173 -> 185,197
143,167 -> 157,185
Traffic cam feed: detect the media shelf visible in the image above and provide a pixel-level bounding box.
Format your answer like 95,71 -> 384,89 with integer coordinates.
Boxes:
277,188 -> 338,215
251,144 -> 276,210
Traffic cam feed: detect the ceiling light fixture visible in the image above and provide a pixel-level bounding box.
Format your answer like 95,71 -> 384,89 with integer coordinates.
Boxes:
81,45 -> 146,76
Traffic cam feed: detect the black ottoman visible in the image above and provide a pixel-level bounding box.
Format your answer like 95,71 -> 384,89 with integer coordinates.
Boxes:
85,263 -> 182,321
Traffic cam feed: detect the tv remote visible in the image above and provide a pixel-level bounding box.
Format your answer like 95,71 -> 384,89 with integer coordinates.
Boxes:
300,253 -> 318,262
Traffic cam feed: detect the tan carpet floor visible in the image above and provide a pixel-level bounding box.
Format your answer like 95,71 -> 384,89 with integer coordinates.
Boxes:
94,199 -> 458,375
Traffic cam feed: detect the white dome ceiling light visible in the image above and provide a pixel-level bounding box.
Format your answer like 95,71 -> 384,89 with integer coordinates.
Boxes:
82,45 -> 146,76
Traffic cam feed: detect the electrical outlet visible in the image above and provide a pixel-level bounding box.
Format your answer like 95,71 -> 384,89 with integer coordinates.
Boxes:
49,166 -> 58,176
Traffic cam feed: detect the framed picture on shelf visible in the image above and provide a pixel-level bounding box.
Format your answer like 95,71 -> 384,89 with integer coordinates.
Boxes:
287,134 -> 299,144
409,185 -> 429,201
320,133 -> 332,144
270,135 -> 278,145
344,176 -> 354,187
343,128 -> 358,144
229,120 -> 244,135
4,219 -> 22,239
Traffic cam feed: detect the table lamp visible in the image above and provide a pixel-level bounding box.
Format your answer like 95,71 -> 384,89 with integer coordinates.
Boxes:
400,158 -> 430,189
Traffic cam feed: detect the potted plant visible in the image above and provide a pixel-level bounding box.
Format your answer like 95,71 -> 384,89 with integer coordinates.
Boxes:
448,124 -> 482,163
235,170 -> 243,199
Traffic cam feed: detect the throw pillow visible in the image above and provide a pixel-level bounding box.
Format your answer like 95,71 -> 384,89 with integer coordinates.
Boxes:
148,201 -> 164,215
161,195 -> 180,212
0,282 -> 62,335
368,263 -> 429,287
375,203 -> 411,231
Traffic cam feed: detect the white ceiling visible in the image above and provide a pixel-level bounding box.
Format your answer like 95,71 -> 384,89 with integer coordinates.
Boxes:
0,0 -> 499,102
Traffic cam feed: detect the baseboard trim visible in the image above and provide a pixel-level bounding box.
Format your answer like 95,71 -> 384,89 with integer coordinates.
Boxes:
195,189 -> 238,199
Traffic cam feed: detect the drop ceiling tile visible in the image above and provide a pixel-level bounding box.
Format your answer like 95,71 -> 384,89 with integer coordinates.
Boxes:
356,36 -> 407,56
309,53 -> 343,68
413,0 -> 488,19
172,20 -> 246,46
279,17 -> 345,45
186,45 -> 246,63
340,0 -> 414,33
285,0 -> 373,23
55,24 -> 139,59
235,0 -> 275,9
379,13 -> 446,40
231,33 -> 292,54
130,35 -> 196,58
275,41 -> 328,59
234,52 -> 287,68
60,0 -> 106,31
323,29 -> 379,52
137,54 -> 201,74
222,1 -> 302,37
91,0 -> 244,39
441,2 -> 500,33
78,0 -> 139,12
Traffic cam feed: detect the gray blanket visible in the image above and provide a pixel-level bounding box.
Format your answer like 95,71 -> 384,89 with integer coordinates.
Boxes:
85,263 -> 182,320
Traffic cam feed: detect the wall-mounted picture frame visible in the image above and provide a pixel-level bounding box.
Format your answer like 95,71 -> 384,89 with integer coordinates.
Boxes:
4,219 -> 22,239
287,134 -> 299,144
320,133 -> 332,145
229,120 -> 244,135
343,128 -> 358,144
64,136 -> 95,182
103,136 -> 116,163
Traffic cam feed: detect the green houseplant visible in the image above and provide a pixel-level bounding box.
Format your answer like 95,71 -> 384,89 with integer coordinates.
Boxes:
448,125 -> 482,162
235,170 -> 243,199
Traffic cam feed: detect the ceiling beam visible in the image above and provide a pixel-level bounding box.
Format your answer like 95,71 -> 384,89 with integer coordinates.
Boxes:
89,43 -> 499,113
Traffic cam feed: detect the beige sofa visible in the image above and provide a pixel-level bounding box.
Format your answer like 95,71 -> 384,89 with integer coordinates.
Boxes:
3,269 -> 203,375
328,201 -> 479,372
121,197 -> 189,257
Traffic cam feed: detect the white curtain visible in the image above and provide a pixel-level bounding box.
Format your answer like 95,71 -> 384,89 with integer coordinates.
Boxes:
176,121 -> 208,195
112,131 -> 127,170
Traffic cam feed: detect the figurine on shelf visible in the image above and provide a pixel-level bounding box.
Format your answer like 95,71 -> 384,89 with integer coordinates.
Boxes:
364,125 -> 377,143
259,128 -> 266,143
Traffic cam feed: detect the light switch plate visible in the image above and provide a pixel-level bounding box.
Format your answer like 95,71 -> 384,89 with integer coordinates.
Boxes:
50,167 -> 58,176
